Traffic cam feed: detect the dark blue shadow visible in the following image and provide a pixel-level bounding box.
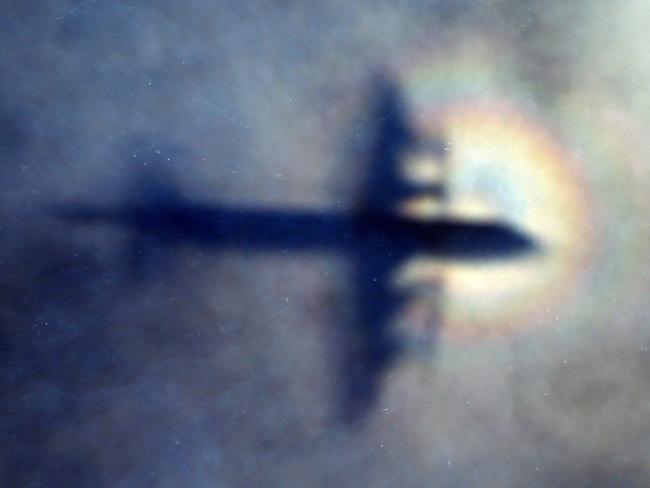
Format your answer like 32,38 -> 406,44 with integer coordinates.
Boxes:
51,75 -> 539,424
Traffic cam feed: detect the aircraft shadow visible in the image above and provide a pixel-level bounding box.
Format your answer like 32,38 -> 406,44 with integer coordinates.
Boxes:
52,75 -> 538,425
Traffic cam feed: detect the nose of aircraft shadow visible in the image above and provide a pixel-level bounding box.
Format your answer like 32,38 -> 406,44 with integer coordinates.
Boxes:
463,222 -> 539,258
413,219 -> 542,261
